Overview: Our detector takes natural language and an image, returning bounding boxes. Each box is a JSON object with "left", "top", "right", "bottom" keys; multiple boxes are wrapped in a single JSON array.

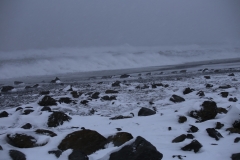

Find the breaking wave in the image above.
[{"left": 0, "top": 45, "right": 240, "bottom": 79}]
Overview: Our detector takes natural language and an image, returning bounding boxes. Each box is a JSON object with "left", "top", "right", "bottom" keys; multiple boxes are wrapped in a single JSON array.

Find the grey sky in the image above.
[{"left": 0, "top": 0, "right": 240, "bottom": 51}]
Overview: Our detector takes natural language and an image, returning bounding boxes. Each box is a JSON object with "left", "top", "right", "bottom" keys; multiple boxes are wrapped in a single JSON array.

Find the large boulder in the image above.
[
  {"left": 109, "top": 136, "right": 163, "bottom": 160},
  {"left": 58, "top": 129, "right": 107, "bottom": 155},
  {"left": 169, "top": 95, "right": 185, "bottom": 103},
  {"left": 189, "top": 101, "right": 218, "bottom": 122},
  {"left": 9, "top": 150, "right": 26, "bottom": 160},
  {"left": 138, "top": 107, "right": 156, "bottom": 116},
  {"left": 38, "top": 96, "right": 57, "bottom": 106},
  {"left": 47, "top": 111, "right": 71, "bottom": 127},
  {"left": 107, "top": 132, "right": 133, "bottom": 147},
  {"left": 231, "top": 153, "right": 240, "bottom": 160}
]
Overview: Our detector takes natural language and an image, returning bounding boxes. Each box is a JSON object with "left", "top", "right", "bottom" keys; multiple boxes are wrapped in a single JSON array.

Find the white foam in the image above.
[{"left": 0, "top": 45, "right": 239, "bottom": 79}]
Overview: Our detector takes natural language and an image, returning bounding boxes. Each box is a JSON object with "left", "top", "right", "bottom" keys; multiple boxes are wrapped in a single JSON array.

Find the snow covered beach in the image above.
[{"left": 0, "top": 58, "right": 240, "bottom": 160}]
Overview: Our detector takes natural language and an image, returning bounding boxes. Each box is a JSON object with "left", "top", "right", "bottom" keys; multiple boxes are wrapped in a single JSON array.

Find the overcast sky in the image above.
[{"left": 0, "top": 0, "right": 240, "bottom": 51}]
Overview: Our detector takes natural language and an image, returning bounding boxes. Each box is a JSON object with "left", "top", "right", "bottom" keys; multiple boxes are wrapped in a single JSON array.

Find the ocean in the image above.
[{"left": 0, "top": 45, "right": 240, "bottom": 80}]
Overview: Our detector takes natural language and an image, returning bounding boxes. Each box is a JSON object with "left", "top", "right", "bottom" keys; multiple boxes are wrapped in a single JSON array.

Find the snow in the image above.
[{"left": 0, "top": 64, "right": 240, "bottom": 160}]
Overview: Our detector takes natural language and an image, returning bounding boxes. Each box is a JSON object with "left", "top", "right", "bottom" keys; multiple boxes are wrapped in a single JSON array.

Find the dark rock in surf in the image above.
[
  {"left": 204, "top": 76, "right": 210, "bottom": 79},
  {"left": 0, "top": 111, "right": 9, "bottom": 118},
  {"left": 91, "top": 92, "right": 100, "bottom": 99},
  {"left": 22, "top": 109, "right": 34, "bottom": 115},
  {"left": 181, "top": 140, "right": 202, "bottom": 153},
  {"left": 9, "top": 150, "right": 26, "bottom": 160},
  {"left": 1, "top": 86, "right": 14, "bottom": 92},
  {"left": 69, "top": 149, "right": 89, "bottom": 160},
  {"left": 138, "top": 107, "right": 156, "bottom": 116},
  {"left": 183, "top": 87, "right": 194, "bottom": 95},
  {"left": 47, "top": 111, "right": 71, "bottom": 127},
  {"left": 38, "top": 96, "right": 57, "bottom": 106},
  {"left": 58, "top": 129, "right": 107, "bottom": 155},
  {"left": 206, "top": 128, "right": 223, "bottom": 141},
  {"left": 196, "top": 91, "right": 205, "bottom": 97},
  {"left": 14, "top": 81, "right": 24, "bottom": 85},
  {"left": 110, "top": 115, "right": 132, "bottom": 120},
  {"left": 109, "top": 136, "right": 163, "bottom": 160},
  {"left": 101, "top": 95, "right": 116, "bottom": 101},
  {"left": 71, "top": 91, "right": 81, "bottom": 98},
  {"left": 59, "top": 97, "right": 73, "bottom": 104},
  {"left": 50, "top": 77, "right": 60, "bottom": 83},
  {"left": 112, "top": 81, "right": 121, "bottom": 87},
  {"left": 228, "top": 73, "right": 235, "bottom": 76},
  {"left": 105, "top": 90, "right": 119, "bottom": 94},
  {"left": 219, "top": 85, "right": 231, "bottom": 89},
  {"left": 120, "top": 74, "right": 130, "bottom": 78},
  {"left": 206, "top": 84, "right": 213, "bottom": 88},
  {"left": 170, "top": 95, "right": 185, "bottom": 103},
  {"left": 41, "top": 106, "right": 52, "bottom": 112},
  {"left": 229, "top": 97, "right": 238, "bottom": 102},
  {"left": 107, "top": 132, "right": 133, "bottom": 147},
  {"left": 16, "top": 107, "right": 23, "bottom": 111},
  {"left": 220, "top": 92, "right": 228, "bottom": 98},
  {"left": 80, "top": 100, "right": 89, "bottom": 105},
  {"left": 40, "top": 91, "right": 50, "bottom": 95}
]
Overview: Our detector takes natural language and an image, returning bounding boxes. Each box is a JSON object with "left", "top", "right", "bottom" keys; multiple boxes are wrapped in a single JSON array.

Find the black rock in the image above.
[
  {"left": 217, "top": 107, "right": 228, "bottom": 114},
  {"left": 110, "top": 115, "right": 132, "bottom": 120},
  {"left": 14, "top": 81, "right": 24, "bottom": 85},
  {"left": 183, "top": 87, "right": 194, "bottom": 95},
  {"left": 71, "top": 91, "right": 81, "bottom": 98},
  {"left": 204, "top": 76, "right": 210, "bottom": 79},
  {"left": 9, "top": 150, "right": 26, "bottom": 160},
  {"left": 38, "top": 96, "right": 57, "bottom": 106},
  {"left": 170, "top": 95, "right": 185, "bottom": 103},
  {"left": 178, "top": 116, "right": 187, "bottom": 123},
  {"left": 120, "top": 74, "right": 130, "bottom": 78},
  {"left": 69, "top": 149, "right": 89, "bottom": 160},
  {"left": 219, "top": 85, "right": 231, "bottom": 89},
  {"left": 21, "top": 123, "right": 32, "bottom": 129},
  {"left": 188, "top": 125, "right": 199, "bottom": 133},
  {"left": 229, "top": 97, "right": 238, "bottom": 102},
  {"left": 231, "top": 153, "right": 240, "bottom": 160},
  {"left": 15, "top": 107, "right": 23, "bottom": 111},
  {"left": 47, "top": 111, "right": 72, "bottom": 127},
  {"left": 107, "top": 132, "right": 133, "bottom": 147},
  {"left": 112, "top": 81, "right": 121, "bottom": 87},
  {"left": 215, "top": 122, "right": 224, "bottom": 129},
  {"left": 48, "top": 150, "right": 62, "bottom": 158},
  {"left": 206, "top": 84, "right": 213, "bottom": 88},
  {"left": 80, "top": 100, "right": 89, "bottom": 105},
  {"left": 0, "top": 145, "right": 3, "bottom": 150},
  {"left": 40, "top": 91, "right": 50, "bottom": 95},
  {"left": 233, "top": 120, "right": 240, "bottom": 129},
  {"left": 109, "top": 136, "right": 163, "bottom": 160},
  {"left": 0, "top": 111, "right": 9, "bottom": 118},
  {"left": 172, "top": 134, "right": 186, "bottom": 143},
  {"left": 7, "top": 133, "right": 38, "bottom": 148},
  {"left": 59, "top": 97, "right": 73, "bottom": 104},
  {"left": 206, "top": 128, "right": 223, "bottom": 141},
  {"left": 1, "top": 86, "right": 14, "bottom": 92},
  {"left": 50, "top": 77, "right": 60, "bottom": 83},
  {"left": 180, "top": 70, "right": 187, "bottom": 73},
  {"left": 181, "top": 140, "right": 202, "bottom": 153},
  {"left": 105, "top": 90, "right": 119, "bottom": 94},
  {"left": 91, "top": 92, "right": 100, "bottom": 99},
  {"left": 101, "top": 95, "right": 116, "bottom": 101},
  {"left": 234, "top": 137, "right": 240, "bottom": 143},
  {"left": 186, "top": 134, "right": 194, "bottom": 139},
  {"left": 228, "top": 73, "right": 235, "bottom": 76},
  {"left": 35, "top": 129, "right": 57, "bottom": 137},
  {"left": 22, "top": 109, "right": 34, "bottom": 115},
  {"left": 196, "top": 91, "right": 205, "bottom": 97},
  {"left": 220, "top": 92, "right": 229, "bottom": 98},
  {"left": 138, "top": 107, "right": 156, "bottom": 116},
  {"left": 41, "top": 106, "right": 52, "bottom": 112}
]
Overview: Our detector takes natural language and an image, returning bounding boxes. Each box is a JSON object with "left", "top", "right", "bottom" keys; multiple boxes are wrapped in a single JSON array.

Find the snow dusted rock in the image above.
[
  {"left": 206, "top": 128, "right": 223, "bottom": 141},
  {"left": 35, "top": 129, "right": 57, "bottom": 137},
  {"left": 22, "top": 109, "right": 34, "bottom": 115},
  {"left": 215, "top": 122, "right": 224, "bottom": 129},
  {"left": 51, "top": 77, "right": 61, "bottom": 83},
  {"left": 58, "top": 129, "right": 107, "bottom": 155},
  {"left": 217, "top": 107, "right": 228, "bottom": 114},
  {"left": 7, "top": 133, "right": 46, "bottom": 148},
  {"left": 71, "top": 91, "right": 82, "bottom": 98},
  {"left": 69, "top": 149, "right": 89, "bottom": 160},
  {"left": 229, "top": 97, "right": 238, "bottom": 102},
  {"left": 59, "top": 97, "right": 73, "bottom": 104},
  {"left": 41, "top": 106, "right": 52, "bottom": 112},
  {"left": 120, "top": 74, "right": 130, "bottom": 78},
  {"left": 183, "top": 87, "right": 194, "bottom": 95},
  {"left": 9, "top": 150, "right": 26, "bottom": 160},
  {"left": 206, "top": 84, "right": 213, "bottom": 88},
  {"left": 0, "top": 111, "right": 9, "bottom": 118},
  {"left": 107, "top": 132, "right": 133, "bottom": 147},
  {"left": 219, "top": 84, "right": 231, "bottom": 89},
  {"left": 220, "top": 92, "right": 229, "bottom": 98},
  {"left": 112, "top": 81, "right": 121, "bottom": 87},
  {"left": 178, "top": 116, "right": 187, "bottom": 123},
  {"left": 15, "top": 107, "right": 23, "bottom": 111},
  {"left": 48, "top": 150, "right": 62, "bottom": 158},
  {"left": 172, "top": 134, "right": 186, "bottom": 143},
  {"left": 228, "top": 73, "right": 235, "bottom": 76},
  {"left": 101, "top": 95, "right": 117, "bottom": 101},
  {"left": 189, "top": 101, "right": 218, "bottom": 122},
  {"left": 204, "top": 76, "right": 210, "bottom": 79},
  {"left": 138, "top": 107, "right": 156, "bottom": 116},
  {"left": 231, "top": 153, "right": 240, "bottom": 160},
  {"left": 110, "top": 115, "right": 132, "bottom": 120},
  {"left": 196, "top": 91, "right": 205, "bottom": 97},
  {"left": 105, "top": 90, "right": 119, "bottom": 94},
  {"left": 38, "top": 96, "right": 57, "bottom": 106},
  {"left": 21, "top": 123, "right": 32, "bottom": 129},
  {"left": 80, "top": 100, "right": 89, "bottom": 105},
  {"left": 1, "top": 86, "right": 14, "bottom": 92},
  {"left": 47, "top": 111, "right": 71, "bottom": 127},
  {"left": 91, "top": 92, "right": 100, "bottom": 99},
  {"left": 169, "top": 95, "right": 185, "bottom": 103},
  {"left": 109, "top": 136, "right": 163, "bottom": 160},
  {"left": 188, "top": 125, "right": 199, "bottom": 133},
  {"left": 181, "top": 140, "right": 202, "bottom": 153}
]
